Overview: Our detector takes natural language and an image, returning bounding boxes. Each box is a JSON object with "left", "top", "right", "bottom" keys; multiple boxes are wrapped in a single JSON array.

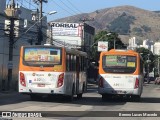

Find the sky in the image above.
[{"left": 13, "top": 0, "right": 160, "bottom": 22}]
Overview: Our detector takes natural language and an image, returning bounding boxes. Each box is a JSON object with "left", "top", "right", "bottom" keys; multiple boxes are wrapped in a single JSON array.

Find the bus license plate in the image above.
[{"left": 37, "top": 84, "right": 45, "bottom": 87}]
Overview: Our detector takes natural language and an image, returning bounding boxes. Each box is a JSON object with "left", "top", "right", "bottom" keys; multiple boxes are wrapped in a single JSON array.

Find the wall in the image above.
[
  {"left": 0, "top": 5, "right": 48, "bottom": 91},
  {"left": 0, "top": 0, "right": 6, "bottom": 13}
]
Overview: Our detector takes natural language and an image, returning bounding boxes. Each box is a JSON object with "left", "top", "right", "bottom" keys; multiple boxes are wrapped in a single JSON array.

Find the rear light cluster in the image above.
[
  {"left": 134, "top": 78, "right": 139, "bottom": 89},
  {"left": 99, "top": 77, "right": 104, "bottom": 88},
  {"left": 20, "top": 72, "right": 26, "bottom": 87},
  {"left": 57, "top": 73, "right": 64, "bottom": 88}
]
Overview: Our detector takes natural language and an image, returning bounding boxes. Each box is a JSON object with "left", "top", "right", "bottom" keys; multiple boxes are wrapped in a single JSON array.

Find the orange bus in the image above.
[
  {"left": 19, "top": 45, "right": 87, "bottom": 101},
  {"left": 98, "top": 49, "right": 144, "bottom": 101}
]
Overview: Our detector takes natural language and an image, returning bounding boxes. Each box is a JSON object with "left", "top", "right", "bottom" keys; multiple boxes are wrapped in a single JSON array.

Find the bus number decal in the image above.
[{"left": 127, "top": 62, "right": 135, "bottom": 67}]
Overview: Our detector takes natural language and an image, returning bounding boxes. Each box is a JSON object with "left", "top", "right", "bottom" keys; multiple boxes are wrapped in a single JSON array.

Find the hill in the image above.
[{"left": 52, "top": 5, "right": 160, "bottom": 44}]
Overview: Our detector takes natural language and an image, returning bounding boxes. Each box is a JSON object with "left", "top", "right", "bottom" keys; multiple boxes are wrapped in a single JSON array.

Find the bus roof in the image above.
[
  {"left": 100, "top": 49, "right": 140, "bottom": 56},
  {"left": 21, "top": 45, "right": 88, "bottom": 57}
]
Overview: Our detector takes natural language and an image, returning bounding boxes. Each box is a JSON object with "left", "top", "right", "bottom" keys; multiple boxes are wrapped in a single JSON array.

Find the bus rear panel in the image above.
[
  {"left": 98, "top": 49, "right": 143, "bottom": 100},
  {"left": 19, "top": 46, "right": 69, "bottom": 95}
]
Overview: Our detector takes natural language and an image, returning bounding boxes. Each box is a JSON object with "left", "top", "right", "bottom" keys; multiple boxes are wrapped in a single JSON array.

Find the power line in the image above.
[
  {"left": 59, "top": 0, "right": 79, "bottom": 15},
  {"left": 66, "top": 0, "right": 83, "bottom": 14},
  {"left": 23, "top": 0, "right": 37, "bottom": 9},
  {"left": 50, "top": 0, "right": 74, "bottom": 17},
  {"left": 50, "top": 0, "right": 88, "bottom": 21},
  {"left": 16, "top": 0, "right": 37, "bottom": 9}
]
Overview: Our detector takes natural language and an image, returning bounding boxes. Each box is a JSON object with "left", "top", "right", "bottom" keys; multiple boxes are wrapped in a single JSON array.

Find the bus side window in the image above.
[
  {"left": 76, "top": 56, "right": 80, "bottom": 72},
  {"left": 66, "top": 54, "right": 70, "bottom": 71},
  {"left": 66, "top": 54, "right": 73, "bottom": 71},
  {"left": 79, "top": 56, "right": 81, "bottom": 72},
  {"left": 81, "top": 57, "right": 84, "bottom": 71},
  {"left": 69, "top": 54, "right": 72, "bottom": 71},
  {"left": 73, "top": 55, "right": 76, "bottom": 71}
]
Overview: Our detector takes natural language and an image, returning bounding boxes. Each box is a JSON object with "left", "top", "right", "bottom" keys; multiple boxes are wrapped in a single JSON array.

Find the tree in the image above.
[
  {"left": 135, "top": 47, "right": 155, "bottom": 73},
  {"left": 90, "top": 30, "right": 126, "bottom": 62}
]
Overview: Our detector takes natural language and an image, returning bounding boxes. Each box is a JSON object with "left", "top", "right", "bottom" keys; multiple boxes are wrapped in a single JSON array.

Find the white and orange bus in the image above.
[
  {"left": 98, "top": 49, "right": 144, "bottom": 101},
  {"left": 19, "top": 45, "right": 87, "bottom": 101}
]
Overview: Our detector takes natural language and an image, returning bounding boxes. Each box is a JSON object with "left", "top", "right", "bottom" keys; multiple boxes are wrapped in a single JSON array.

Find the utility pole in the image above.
[
  {"left": 50, "top": 25, "right": 53, "bottom": 45},
  {"left": 5, "top": 0, "right": 20, "bottom": 90},
  {"left": 158, "top": 57, "right": 160, "bottom": 76},
  {"left": 79, "top": 17, "right": 94, "bottom": 52},
  {"left": 33, "top": 0, "right": 48, "bottom": 45}
]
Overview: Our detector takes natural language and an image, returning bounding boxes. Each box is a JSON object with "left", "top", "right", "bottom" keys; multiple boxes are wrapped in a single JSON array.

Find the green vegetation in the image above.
[
  {"left": 132, "top": 25, "right": 151, "bottom": 37},
  {"left": 132, "top": 27, "right": 143, "bottom": 37},
  {"left": 141, "top": 25, "right": 151, "bottom": 32},
  {"left": 90, "top": 30, "right": 126, "bottom": 62},
  {"left": 135, "top": 47, "right": 155, "bottom": 73},
  {"left": 107, "top": 12, "right": 135, "bottom": 35}
]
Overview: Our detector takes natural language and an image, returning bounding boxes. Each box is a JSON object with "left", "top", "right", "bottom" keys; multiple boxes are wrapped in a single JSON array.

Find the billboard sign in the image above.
[
  {"left": 50, "top": 22, "right": 82, "bottom": 37},
  {"left": 98, "top": 41, "right": 108, "bottom": 51}
]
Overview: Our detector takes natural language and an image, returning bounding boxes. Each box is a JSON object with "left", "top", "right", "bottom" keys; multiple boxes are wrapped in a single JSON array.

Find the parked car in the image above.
[
  {"left": 155, "top": 77, "right": 160, "bottom": 85},
  {"left": 144, "top": 76, "right": 155, "bottom": 84},
  {"left": 149, "top": 77, "right": 155, "bottom": 81}
]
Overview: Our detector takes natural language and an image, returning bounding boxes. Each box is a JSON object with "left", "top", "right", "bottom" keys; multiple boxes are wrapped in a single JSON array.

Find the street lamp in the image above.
[{"left": 25, "top": 11, "right": 57, "bottom": 34}]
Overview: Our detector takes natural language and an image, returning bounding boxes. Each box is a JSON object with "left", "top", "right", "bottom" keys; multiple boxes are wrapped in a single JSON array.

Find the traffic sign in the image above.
[{"left": 24, "top": 19, "right": 27, "bottom": 28}]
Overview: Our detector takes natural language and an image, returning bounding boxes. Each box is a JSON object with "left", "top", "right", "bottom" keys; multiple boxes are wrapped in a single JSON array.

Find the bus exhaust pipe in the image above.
[{"left": 51, "top": 90, "right": 54, "bottom": 94}]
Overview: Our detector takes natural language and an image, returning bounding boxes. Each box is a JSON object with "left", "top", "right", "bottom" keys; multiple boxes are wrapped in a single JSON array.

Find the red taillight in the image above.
[
  {"left": 134, "top": 78, "right": 139, "bottom": 89},
  {"left": 20, "top": 72, "right": 26, "bottom": 87},
  {"left": 99, "top": 77, "right": 104, "bottom": 88},
  {"left": 57, "top": 73, "right": 64, "bottom": 88}
]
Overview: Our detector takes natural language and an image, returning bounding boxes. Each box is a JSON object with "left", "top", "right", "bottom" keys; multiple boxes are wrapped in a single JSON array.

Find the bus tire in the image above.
[
  {"left": 77, "top": 83, "right": 85, "bottom": 99},
  {"left": 102, "top": 94, "right": 112, "bottom": 101},
  {"left": 77, "top": 93, "right": 82, "bottom": 99},
  {"left": 102, "top": 94, "right": 106, "bottom": 101},
  {"left": 66, "top": 86, "right": 74, "bottom": 102}
]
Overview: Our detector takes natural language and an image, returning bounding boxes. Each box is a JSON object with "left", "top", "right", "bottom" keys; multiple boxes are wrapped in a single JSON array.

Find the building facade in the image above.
[
  {"left": 128, "top": 37, "right": 137, "bottom": 50},
  {"left": 0, "top": 0, "right": 47, "bottom": 91},
  {"left": 48, "top": 22, "right": 95, "bottom": 53},
  {"left": 153, "top": 42, "right": 160, "bottom": 55}
]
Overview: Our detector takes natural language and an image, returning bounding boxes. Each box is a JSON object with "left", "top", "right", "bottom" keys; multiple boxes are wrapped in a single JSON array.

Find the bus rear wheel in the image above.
[
  {"left": 66, "top": 86, "right": 74, "bottom": 102},
  {"left": 77, "top": 93, "right": 82, "bottom": 99},
  {"left": 102, "top": 94, "right": 112, "bottom": 101},
  {"left": 77, "top": 84, "right": 85, "bottom": 99}
]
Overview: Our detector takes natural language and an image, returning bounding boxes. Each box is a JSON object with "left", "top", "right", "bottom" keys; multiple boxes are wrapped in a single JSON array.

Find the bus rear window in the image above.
[
  {"left": 102, "top": 55, "right": 136, "bottom": 73},
  {"left": 23, "top": 47, "right": 62, "bottom": 66}
]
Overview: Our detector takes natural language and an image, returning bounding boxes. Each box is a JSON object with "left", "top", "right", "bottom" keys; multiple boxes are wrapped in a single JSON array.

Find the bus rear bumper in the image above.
[
  {"left": 19, "top": 87, "right": 67, "bottom": 95},
  {"left": 98, "top": 88, "right": 140, "bottom": 95}
]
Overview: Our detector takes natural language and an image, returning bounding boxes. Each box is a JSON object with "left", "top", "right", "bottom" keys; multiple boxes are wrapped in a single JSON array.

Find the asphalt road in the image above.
[{"left": 0, "top": 82, "right": 160, "bottom": 120}]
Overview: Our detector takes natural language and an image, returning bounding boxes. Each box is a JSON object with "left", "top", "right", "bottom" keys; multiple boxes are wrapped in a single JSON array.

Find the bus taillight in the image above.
[
  {"left": 99, "top": 77, "right": 104, "bottom": 88},
  {"left": 134, "top": 78, "right": 139, "bottom": 89},
  {"left": 57, "top": 73, "right": 64, "bottom": 88},
  {"left": 20, "top": 72, "right": 26, "bottom": 87}
]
